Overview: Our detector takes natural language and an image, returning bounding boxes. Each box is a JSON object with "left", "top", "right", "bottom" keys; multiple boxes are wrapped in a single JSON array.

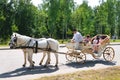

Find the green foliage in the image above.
[
  {"left": 11, "top": 24, "right": 18, "bottom": 32},
  {"left": 94, "top": 2, "right": 109, "bottom": 35},
  {"left": 71, "top": 1, "right": 94, "bottom": 36},
  {"left": 0, "top": 0, "right": 14, "bottom": 38},
  {"left": 14, "top": 1, "right": 38, "bottom": 36},
  {"left": 0, "top": 0, "right": 120, "bottom": 43}
]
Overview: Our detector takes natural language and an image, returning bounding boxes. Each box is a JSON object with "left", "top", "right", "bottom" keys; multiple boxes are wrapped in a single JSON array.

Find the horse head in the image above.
[
  {"left": 9, "top": 33, "right": 30, "bottom": 49},
  {"left": 9, "top": 33, "right": 18, "bottom": 49}
]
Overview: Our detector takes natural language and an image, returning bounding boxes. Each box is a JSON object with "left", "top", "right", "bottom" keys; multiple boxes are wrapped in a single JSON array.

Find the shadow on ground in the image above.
[
  {"left": 0, "top": 65, "right": 59, "bottom": 78},
  {"left": 0, "top": 60, "right": 116, "bottom": 79},
  {"left": 65, "top": 59, "right": 116, "bottom": 68}
]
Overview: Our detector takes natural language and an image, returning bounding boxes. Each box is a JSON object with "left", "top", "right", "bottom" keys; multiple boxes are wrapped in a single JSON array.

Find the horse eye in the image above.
[{"left": 14, "top": 37, "right": 17, "bottom": 42}]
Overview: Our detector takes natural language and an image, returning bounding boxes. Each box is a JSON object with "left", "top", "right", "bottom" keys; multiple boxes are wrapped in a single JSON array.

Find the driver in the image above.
[{"left": 71, "top": 28, "right": 83, "bottom": 50}]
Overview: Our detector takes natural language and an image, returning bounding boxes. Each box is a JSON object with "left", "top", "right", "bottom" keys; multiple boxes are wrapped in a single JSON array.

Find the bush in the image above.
[{"left": 0, "top": 38, "right": 9, "bottom": 45}]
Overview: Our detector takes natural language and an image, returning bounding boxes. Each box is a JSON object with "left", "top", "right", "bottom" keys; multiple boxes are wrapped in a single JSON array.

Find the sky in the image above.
[{"left": 31, "top": 0, "right": 101, "bottom": 8}]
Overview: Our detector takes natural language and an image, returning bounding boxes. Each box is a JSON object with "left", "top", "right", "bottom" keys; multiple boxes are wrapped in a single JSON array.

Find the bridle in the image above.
[
  {"left": 10, "top": 35, "right": 32, "bottom": 48},
  {"left": 9, "top": 34, "right": 52, "bottom": 53}
]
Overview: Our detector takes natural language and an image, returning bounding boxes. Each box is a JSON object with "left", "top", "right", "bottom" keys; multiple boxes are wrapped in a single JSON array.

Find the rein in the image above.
[{"left": 15, "top": 46, "right": 54, "bottom": 52}]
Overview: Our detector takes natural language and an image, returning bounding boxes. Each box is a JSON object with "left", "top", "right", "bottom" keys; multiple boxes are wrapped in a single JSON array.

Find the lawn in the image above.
[
  {"left": 110, "top": 39, "right": 120, "bottom": 42},
  {"left": 33, "top": 66, "right": 120, "bottom": 80}
]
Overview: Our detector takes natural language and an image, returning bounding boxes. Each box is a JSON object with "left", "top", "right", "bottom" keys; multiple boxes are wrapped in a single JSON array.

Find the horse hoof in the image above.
[
  {"left": 32, "top": 65, "right": 34, "bottom": 67},
  {"left": 39, "top": 63, "right": 42, "bottom": 65},
  {"left": 22, "top": 64, "right": 26, "bottom": 67},
  {"left": 55, "top": 65, "right": 58, "bottom": 67},
  {"left": 48, "top": 62, "right": 50, "bottom": 64},
  {"left": 33, "top": 61, "right": 35, "bottom": 64},
  {"left": 27, "top": 65, "right": 34, "bottom": 69}
]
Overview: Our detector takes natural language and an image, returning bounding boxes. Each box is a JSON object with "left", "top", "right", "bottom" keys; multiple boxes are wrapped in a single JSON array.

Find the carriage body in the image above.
[{"left": 65, "top": 34, "right": 115, "bottom": 63}]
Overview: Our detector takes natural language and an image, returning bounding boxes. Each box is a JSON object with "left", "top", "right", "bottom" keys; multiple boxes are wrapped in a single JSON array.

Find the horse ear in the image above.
[{"left": 15, "top": 34, "right": 16, "bottom": 37}]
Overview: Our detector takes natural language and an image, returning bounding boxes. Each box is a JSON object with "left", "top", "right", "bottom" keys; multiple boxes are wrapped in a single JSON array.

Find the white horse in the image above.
[{"left": 9, "top": 33, "right": 59, "bottom": 68}]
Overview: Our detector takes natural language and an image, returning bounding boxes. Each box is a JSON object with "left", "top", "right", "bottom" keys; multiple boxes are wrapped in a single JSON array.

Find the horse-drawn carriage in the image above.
[
  {"left": 65, "top": 34, "right": 115, "bottom": 63},
  {"left": 8, "top": 33, "right": 115, "bottom": 68}
]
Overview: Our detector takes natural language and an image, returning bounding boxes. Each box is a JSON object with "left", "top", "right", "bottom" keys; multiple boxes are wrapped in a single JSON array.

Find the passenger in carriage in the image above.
[
  {"left": 71, "top": 28, "right": 83, "bottom": 50},
  {"left": 92, "top": 35, "right": 102, "bottom": 53},
  {"left": 84, "top": 35, "right": 91, "bottom": 45}
]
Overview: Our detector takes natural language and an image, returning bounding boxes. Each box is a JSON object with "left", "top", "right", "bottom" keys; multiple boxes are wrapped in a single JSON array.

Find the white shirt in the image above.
[
  {"left": 72, "top": 32, "right": 83, "bottom": 42},
  {"left": 93, "top": 39, "right": 98, "bottom": 44}
]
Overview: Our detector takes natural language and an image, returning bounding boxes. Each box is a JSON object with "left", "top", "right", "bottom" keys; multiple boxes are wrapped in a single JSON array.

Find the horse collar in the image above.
[{"left": 25, "top": 39, "right": 32, "bottom": 46}]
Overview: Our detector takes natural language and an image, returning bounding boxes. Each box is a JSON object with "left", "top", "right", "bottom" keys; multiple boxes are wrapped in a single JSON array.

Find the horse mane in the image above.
[
  {"left": 13, "top": 32, "right": 20, "bottom": 36},
  {"left": 13, "top": 32, "right": 31, "bottom": 39}
]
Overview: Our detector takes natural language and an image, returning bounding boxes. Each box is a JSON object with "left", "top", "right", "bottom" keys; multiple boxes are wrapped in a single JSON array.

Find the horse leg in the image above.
[
  {"left": 22, "top": 49, "right": 27, "bottom": 67},
  {"left": 44, "top": 51, "right": 50, "bottom": 67},
  {"left": 54, "top": 52, "right": 58, "bottom": 67},
  {"left": 27, "top": 51, "right": 34, "bottom": 68},
  {"left": 47, "top": 52, "right": 51, "bottom": 64},
  {"left": 39, "top": 51, "right": 46, "bottom": 65}
]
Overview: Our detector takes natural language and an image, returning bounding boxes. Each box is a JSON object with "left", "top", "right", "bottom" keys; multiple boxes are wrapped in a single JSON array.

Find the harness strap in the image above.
[
  {"left": 46, "top": 40, "right": 51, "bottom": 51},
  {"left": 17, "top": 39, "right": 53, "bottom": 53},
  {"left": 33, "top": 40, "right": 51, "bottom": 53},
  {"left": 25, "top": 39, "right": 32, "bottom": 46},
  {"left": 35, "top": 41, "right": 38, "bottom": 53}
]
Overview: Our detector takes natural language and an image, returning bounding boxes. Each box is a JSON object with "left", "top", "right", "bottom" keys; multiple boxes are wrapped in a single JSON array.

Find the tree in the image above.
[
  {"left": 59, "top": 0, "right": 74, "bottom": 39},
  {"left": 0, "top": 0, "right": 14, "bottom": 41},
  {"left": 94, "top": 2, "right": 109, "bottom": 35},
  {"left": 116, "top": 0, "right": 120, "bottom": 38},
  {"left": 42, "top": 0, "right": 60, "bottom": 38},
  {"left": 14, "top": 0, "right": 39, "bottom": 36},
  {"left": 33, "top": 10, "right": 48, "bottom": 37},
  {"left": 107, "top": 0, "right": 116, "bottom": 37},
  {"left": 71, "top": 0, "right": 94, "bottom": 36}
]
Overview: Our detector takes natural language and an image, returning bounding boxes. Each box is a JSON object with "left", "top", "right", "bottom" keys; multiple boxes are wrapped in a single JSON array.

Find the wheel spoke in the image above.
[
  {"left": 77, "top": 52, "right": 86, "bottom": 63},
  {"left": 66, "top": 53, "right": 75, "bottom": 61},
  {"left": 103, "top": 47, "right": 115, "bottom": 61}
]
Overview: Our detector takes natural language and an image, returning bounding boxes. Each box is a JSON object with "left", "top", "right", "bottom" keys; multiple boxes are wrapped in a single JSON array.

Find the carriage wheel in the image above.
[
  {"left": 76, "top": 52, "right": 86, "bottom": 63},
  {"left": 65, "top": 51, "right": 75, "bottom": 61},
  {"left": 103, "top": 47, "right": 115, "bottom": 61}
]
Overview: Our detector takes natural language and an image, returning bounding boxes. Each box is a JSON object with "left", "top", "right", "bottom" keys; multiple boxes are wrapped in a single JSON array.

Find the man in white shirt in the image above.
[{"left": 71, "top": 29, "right": 83, "bottom": 50}]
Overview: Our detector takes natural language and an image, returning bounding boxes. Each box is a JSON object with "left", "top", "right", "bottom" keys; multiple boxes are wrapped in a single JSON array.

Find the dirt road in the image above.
[{"left": 0, "top": 45, "right": 120, "bottom": 80}]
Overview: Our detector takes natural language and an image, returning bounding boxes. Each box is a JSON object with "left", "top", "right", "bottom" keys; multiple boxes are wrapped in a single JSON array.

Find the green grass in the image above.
[
  {"left": 58, "top": 39, "right": 71, "bottom": 44},
  {"left": 33, "top": 66, "right": 120, "bottom": 80},
  {"left": 110, "top": 39, "right": 120, "bottom": 42},
  {"left": 0, "top": 39, "right": 9, "bottom": 47},
  {"left": 0, "top": 44, "right": 9, "bottom": 47}
]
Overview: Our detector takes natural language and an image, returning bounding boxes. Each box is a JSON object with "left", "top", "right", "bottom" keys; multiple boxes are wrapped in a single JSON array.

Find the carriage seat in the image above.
[
  {"left": 98, "top": 35, "right": 110, "bottom": 49},
  {"left": 91, "top": 35, "right": 110, "bottom": 52}
]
